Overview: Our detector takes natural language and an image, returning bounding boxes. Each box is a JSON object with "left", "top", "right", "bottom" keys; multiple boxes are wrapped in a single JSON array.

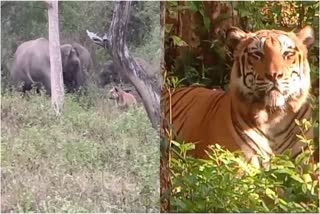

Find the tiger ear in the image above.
[
  {"left": 296, "top": 26, "right": 314, "bottom": 49},
  {"left": 226, "top": 27, "right": 247, "bottom": 51}
]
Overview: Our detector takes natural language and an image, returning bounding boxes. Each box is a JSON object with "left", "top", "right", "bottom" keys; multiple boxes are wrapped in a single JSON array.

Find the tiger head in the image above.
[
  {"left": 109, "top": 87, "right": 122, "bottom": 100},
  {"left": 226, "top": 26, "right": 314, "bottom": 116}
]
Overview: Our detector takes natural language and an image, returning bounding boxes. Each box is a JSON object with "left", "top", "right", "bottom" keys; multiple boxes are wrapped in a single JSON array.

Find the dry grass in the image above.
[{"left": 1, "top": 87, "right": 159, "bottom": 213}]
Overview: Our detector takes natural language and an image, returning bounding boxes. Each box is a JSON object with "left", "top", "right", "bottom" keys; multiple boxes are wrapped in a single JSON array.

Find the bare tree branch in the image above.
[
  {"left": 86, "top": 30, "right": 110, "bottom": 48},
  {"left": 87, "top": 1, "right": 160, "bottom": 130}
]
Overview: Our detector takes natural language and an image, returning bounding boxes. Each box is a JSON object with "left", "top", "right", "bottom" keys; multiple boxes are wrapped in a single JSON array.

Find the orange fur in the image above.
[
  {"left": 109, "top": 87, "right": 137, "bottom": 108},
  {"left": 162, "top": 26, "right": 315, "bottom": 167}
]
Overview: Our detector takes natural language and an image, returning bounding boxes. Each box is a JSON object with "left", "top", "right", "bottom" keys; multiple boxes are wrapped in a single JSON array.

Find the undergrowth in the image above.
[
  {"left": 169, "top": 136, "right": 319, "bottom": 212},
  {"left": 1, "top": 87, "right": 159, "bottom": 213}
]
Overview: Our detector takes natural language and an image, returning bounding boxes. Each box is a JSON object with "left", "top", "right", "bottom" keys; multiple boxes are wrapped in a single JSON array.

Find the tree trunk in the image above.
[
  {"left": 46, "top": 0, "right": 64, "bottom": 114},
  {"left": 87, "top": 1, "right": 160, "bottom": 131},
  {"left": 160, "top": 1, "right": 170, "bottom": 212},
  {"left": 108, "top": 1, "right": 160, "bottom": 130}
]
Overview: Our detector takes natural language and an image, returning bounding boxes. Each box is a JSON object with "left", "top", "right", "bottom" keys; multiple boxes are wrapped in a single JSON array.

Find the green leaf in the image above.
[
  {"left": 290, "top": 174, "right": 305, "bottom": 184},
  {"left": 171, "top": 140, "right": 181, "bottom": 148},
  {"left": 265, "top": 188, "right": 277, "bottom": 200},
  {"left": 187, "top": 1, "right": 201, "bottom": 12},
  {"left": 295, "top": 150, "right": 311, "bottom": 165},
  {"left": 171, "top": 35, "right": 188, "bottom": 47},
  {"left": 239, "top": 10, "right": 252, "bottom": 17},
  {"left": 295, "top": 119, "right": 301, "bottom": 126},
  {"left": 203, "top": 15, "right": 211, "bottom": 31},
  {"left": 165, "top": 24, "right": 173, "bottom": 33},
  {"left": 172, "top": 198, "right": 188, "bottom": 211}
]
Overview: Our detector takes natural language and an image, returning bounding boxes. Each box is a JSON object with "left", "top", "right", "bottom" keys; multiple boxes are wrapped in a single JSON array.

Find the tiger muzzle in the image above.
[{"left": 265, "top": 88, "right": 285, "bottom": 109}]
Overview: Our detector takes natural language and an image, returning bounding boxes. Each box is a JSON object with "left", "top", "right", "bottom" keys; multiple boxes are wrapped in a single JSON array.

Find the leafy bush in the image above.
[{"left": 170, "top": 142, "right": 319, "bottom": 212}]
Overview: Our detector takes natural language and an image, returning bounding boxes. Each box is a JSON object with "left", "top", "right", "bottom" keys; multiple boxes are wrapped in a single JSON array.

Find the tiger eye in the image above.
[
  {"left": 283, "top": 51, "right": 296, "bottom": 59},
  {"left": 248, "top": 52, "right": 264, "bottom": 61},
  {"left": 254, "top": 51, "right": 264, "bottom": 59}
]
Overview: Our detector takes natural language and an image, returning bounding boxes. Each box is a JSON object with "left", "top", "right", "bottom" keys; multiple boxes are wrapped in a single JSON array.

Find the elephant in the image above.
[
  {"left": 98, "top": 57, "right": 160, "bottom": 88},
  {"left": 71, "top": 42, "right": 92, "bottom": 85},
  {"left": 98, "top": 60, "right": 129, "bottom": 87},
  {"left": 10, "top": 38, "right": 92, "bottom": 95}
]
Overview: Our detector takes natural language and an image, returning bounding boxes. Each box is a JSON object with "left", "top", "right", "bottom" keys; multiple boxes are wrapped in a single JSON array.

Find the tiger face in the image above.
[
  {"left": 109, "top": 87, "right": 120, "bottom": 100},
  {"left": 109, "top": 86, "right": 137, "bottom": 108},
  {"left": 227, "top": 26, "right": 314, "bottom": 113}
]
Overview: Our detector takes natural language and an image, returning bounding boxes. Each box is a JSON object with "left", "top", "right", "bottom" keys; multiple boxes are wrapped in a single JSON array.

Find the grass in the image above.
[{"left": 1, "top": 86, "right": 159, "bottom": 213}]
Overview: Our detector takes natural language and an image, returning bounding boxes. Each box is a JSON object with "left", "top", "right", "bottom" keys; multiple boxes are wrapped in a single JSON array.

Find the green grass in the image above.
[{"left": 1, "top": 87, "right": 159, "bottom": 213}]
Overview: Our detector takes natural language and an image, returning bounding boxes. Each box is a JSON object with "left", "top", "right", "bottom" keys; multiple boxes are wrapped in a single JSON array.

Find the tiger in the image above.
[
  {"left": 109, "top": 86, "right": 137, "bottom": 108},
  {"left": 162, "top": 26, "right": 315, "bottom": 167}
]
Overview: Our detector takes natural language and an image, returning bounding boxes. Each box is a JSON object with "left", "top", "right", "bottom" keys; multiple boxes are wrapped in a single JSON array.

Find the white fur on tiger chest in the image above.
[{"left": 264, "top": 90, "right": 286, "bottom": 107}]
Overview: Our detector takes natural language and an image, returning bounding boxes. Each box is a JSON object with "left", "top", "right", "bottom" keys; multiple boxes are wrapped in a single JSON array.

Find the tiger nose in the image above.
[{"left": 265, "top": 72, "right": 283, "bottom": 81}]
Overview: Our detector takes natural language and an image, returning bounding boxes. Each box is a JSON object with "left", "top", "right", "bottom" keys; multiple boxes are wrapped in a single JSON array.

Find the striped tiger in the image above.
[
  {"left": 162, "top": 26, "right": 315, "bottom": 167},
  {"left": 109, "top": 86, "right": 137, "bottom": 108}
]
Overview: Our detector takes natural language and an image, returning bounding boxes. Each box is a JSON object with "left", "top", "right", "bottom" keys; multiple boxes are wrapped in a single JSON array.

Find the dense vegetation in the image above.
[
  {"left": 1, "top": 1, "right": 160, "bottom": 87},
  {"left": 165, "top": 1, "right": 319, "bottom": 89},
  {"left": 1, "top": 1, "right": 160, "bottom": 212},
  {"left": 163, "top": 1, "right": 319, "bottom": 212},
  {"left": 1, "top": 88, "right": 159, "bottom": 212}
]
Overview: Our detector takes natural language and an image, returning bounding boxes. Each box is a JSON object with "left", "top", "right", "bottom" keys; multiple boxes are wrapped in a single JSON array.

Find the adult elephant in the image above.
[
  {"left": 98, "top": 57, "right": 157, "bottom": 87},
  {"left": 10, "top": 38, "right": 91, "bottom": 95},
  {"left": 71, "top": 42, "right": 93, "bottom": 86}
]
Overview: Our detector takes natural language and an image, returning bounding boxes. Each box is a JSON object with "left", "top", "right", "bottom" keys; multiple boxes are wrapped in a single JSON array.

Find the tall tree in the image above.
[
  {"left": 45, "top": 0, "right": 64, "bottom": 114},
  {"left": 160, "top": 1, "right": 170, "bottom": 212},
  {"left": 87, "top": 1, "right": 160, "bottom": 130}
]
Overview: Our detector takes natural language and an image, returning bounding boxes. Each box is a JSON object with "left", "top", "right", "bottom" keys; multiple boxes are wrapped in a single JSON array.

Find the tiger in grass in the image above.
[
  {"left": 162, "top": 26, "right": 315, "bottom": 167},
  {"left": 109, "top": 86, "right": 137, "bottom": 108}
]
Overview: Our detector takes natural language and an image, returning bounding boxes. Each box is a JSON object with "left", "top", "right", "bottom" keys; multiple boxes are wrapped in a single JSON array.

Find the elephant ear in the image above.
[
  {"left": 72, "top": 46, "right": 80, "bottom": 57},
  {"left": 61, "top": 45, "right": 71, "bottom": 57},
  {"left": 61, "top": 45, "right": 72, "bottom": 71}
]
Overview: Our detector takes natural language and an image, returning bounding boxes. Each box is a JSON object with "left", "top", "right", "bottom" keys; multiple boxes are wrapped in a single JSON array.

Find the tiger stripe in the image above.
[{"left": 162, "top": 26, "right": 315, "bottom": 167}]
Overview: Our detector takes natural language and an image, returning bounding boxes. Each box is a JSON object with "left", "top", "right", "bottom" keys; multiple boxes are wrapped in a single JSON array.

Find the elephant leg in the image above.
[
  {"left": 74, "top": 72, "right": 82, "bottom": 91},
  {"left": 21, "top": 82, "right": 32, "bottom": 92},
  {"left": 17, "top": 69, "right": 33, "bottom": 92},
  {"left": 42, "top": 74, "right": 51, "bottom": 95}
]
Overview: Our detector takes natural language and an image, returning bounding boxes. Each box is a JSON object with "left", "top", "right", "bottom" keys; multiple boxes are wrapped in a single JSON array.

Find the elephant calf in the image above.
[{"left": 10, "top": 38, "right": 92, "bottom": 95}]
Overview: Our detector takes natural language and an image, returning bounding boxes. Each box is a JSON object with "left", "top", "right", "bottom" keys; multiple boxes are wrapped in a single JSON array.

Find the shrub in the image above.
[
  {"left": 170, "top": 140, "right": 319, "bottom": 212},
  {"left": 1, "top": 88, "right": 159, "bottom": 212}
]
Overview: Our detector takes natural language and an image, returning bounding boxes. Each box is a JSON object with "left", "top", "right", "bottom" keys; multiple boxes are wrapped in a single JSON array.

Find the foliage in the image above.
[
  {"left": 236, "top": 1, "right": 319, "bottom": 31},
  {"left": 1, "top": 1, "right": 160, "bottom": 84},
  {"left": 165, "top": 1, "right": 233, "bottom": 88},
  {"left": 129, "top": 1, "right": 160, "bottom": 47},
  {"left": 170, "top": 141, "right": 319, "bottom": 212},
  {"left": 165, "top": 1, "right": 319, "bottom": 89},
  {"left": 132, "top": 24, "right": 160, "bottom": 66},
  {"left": 1, "top": 1, "right": 160, "bottom": 212},
  {"left": 1, "top": 87, "right": 159, "bottom": 212}
]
